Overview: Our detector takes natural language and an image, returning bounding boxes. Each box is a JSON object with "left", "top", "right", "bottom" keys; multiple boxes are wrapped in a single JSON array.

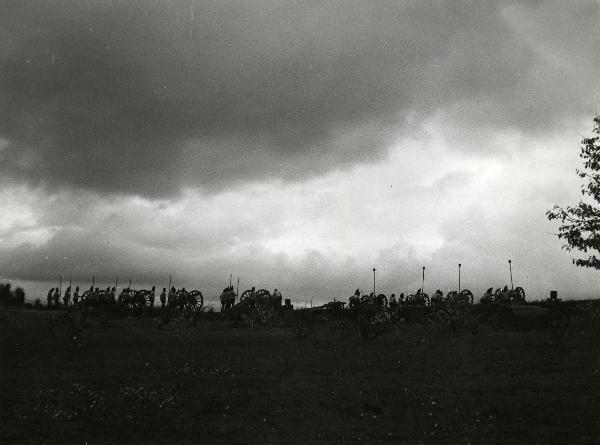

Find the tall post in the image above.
[
  {"left": 115, "top": 275, "right": 119, "bottom": 291},
  {"left": 59, "top": 275, "right": 62, "bottom": 296},
  {"left": 129, "top": 275, "right": 132, "bottom": 289},
  {"left": 458, "top": 263, "right": 461, "bottom": 293},
  {"left": 169, "top": 275, "right": 172, "bottom": 292},
  {"left": 373, "top": 268, "right": 376, "bottom": 297},
  {"left": 229, "top": 274, "right": 232, "bottom": 288},
  {"left": 508, "top": 259, "right": 513, "bottom": 290},
  {"left": 92, "top": 275, "right": 95, "bottom": 288},
  {"left": 236, "top": 277, "right": 239, "bottom": 297},
  {"left": 422, "top": 266, "right": 425, "bottom": 294}
]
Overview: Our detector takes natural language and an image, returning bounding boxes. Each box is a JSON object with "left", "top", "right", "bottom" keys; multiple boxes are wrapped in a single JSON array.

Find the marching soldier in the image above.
[
  {"left": 73, "top": 286, "right": 80, "bottom": 305},
  {"left": 63, "top": 286, "right": 71, "bottom": 308},
  {"left": 159, "top": 287, "right": 167, "bottom": 308},
  {"left": 389, "top": 293, "right": 397, "bottom": 307},
  {"left": 53, "top": 288, "right": 60, "bottom": 307},
  {"left": 272, "top": 288, "right": 282, "bottom": 306},
  {"left": 149, "top": 286, "right": 156, "bottom": 308},
  {"left": 47, "top": 288, "right": 54, "bottom": 309},
  {"left": 168, "top": 286, "right": 177, "bottom": 307}
]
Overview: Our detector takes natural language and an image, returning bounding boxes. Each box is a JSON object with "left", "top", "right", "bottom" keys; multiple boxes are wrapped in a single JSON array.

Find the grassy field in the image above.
[{"left": 1, "top": 306, "right": 600, "bottom": 444}]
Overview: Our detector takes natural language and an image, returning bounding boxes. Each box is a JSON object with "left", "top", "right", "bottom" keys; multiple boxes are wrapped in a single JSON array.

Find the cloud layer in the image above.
[{"left": 1, "top": 0, "right": 598, "bottom": 196}]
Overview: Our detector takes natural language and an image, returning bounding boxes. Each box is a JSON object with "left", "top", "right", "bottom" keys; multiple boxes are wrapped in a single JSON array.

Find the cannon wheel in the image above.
[
  {"left": 255, "top": 289, "right": 271, "bottom": 301},
  {"left": 81, "top": 290, "right": 92, "bottom": 302},
  {"left": 461, "top": 289, "right": 474, "bottom": 304},
  {"left": 125, "top": 291, "right": 144, "bottom": 310},
  {"left": 188, "top": 290, "right": 204, "bottom": 309},
  {"left": 376, "top": 294, "right": 388, "bottom": 306},
  {"left": 136, "top": 290, "right": 151, "bottom": 306},
  {"left": 240, "top": 289, "right": 254, "bottom": 301},
  {"left": 359, "top": 295, "right": 371, "bottom": 304},
  {"left": 514, "top": 287, "right": 526, "bottom": 302}
]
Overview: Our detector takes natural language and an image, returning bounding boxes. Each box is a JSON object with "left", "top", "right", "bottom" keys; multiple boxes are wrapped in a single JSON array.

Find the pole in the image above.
[
  {"left": 236, "top": 277, "right": 239, "bottom": 296},
  {"left": 422, "top": 266, "right": 425, "bottom": 294},
  {"left": 115, "top": 275, "right": 119, "bottom": 291},
  {"left": 508, "top": 259, "right": 513, "bottom": 290},
  {"left": 169, "top": 275, "right": 172, "bottom": 291},
  {"left": 129, "top": 275, "right": 132, "bottom": 289},
  {"left": 59, "top": 275, "right": 62, "bottom": 296},
  {"left": 229, "top": 274, "right": 232, "bottom": 288},
  {"left": 373, "top": 268, "right": 376, "bottom": 297},
  {"left": 458, "top": 263, "right": 461, "bottom": 293},
  {"left": 92, "top": 275, "right": 95, "bottom": 288},
  {"left": 69, "top": 276, "right": 72, "bottom": 290}
]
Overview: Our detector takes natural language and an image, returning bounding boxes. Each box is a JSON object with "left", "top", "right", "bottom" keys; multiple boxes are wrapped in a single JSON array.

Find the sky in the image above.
[{"left": 1, "top": 0, "right": 600, "bottom": 304}]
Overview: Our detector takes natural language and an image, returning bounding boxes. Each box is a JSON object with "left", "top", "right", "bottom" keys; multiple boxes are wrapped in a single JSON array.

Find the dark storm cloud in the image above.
[{"left": 1, "top": 0, "right": 598, "bottom": 196}]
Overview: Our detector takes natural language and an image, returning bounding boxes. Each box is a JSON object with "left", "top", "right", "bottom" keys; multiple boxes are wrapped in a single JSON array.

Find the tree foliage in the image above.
[{"left": 547, "top": 116, "right": 600, "bottom": 269}]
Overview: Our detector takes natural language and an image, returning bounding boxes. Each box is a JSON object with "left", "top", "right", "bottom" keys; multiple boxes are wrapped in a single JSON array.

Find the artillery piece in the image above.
[
  {"left": 445, "top": 289, "right": 474, "bottom": 305},
  {"left": 404, "top": 289, "right": 430, "bottom": 306},
  {"left": 174, "top": 289, "right": 204, "bottom": 312},
  {"left": 360, "top": 293, "right": 388, "bottom": 306},
  {"left": 349, "top": 290, "right": 387, "bottom": 307},
  {"left": 494, "top": 285, "right": 526, "bottom": 304}
]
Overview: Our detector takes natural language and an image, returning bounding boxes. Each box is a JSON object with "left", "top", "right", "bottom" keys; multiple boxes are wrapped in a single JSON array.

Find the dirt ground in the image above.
[{"left": 1, "top": 306, "right": 599, "bottom": 444}]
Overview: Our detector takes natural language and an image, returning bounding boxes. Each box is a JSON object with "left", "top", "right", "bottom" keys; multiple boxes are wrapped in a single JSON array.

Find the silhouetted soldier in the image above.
[
  {"left": 389, "top": 293, "right": 397, "bottom": 307},
  {"left": 53, "top": 288, "right": 60, "bottom": 307},
  {"left": 47, "top": 288, "right": 54, "bottom": 309},
  {"left": 168, "top": 286, "right": 177, "bottom": 307},
  {"left": 272, "top": 288, "right": 282, "bottom": 306},
  {"left": 149, "top": 286, "right": 156, "bottom": 308},
  {"left": 63, "top": 286, "right": 71, "bottom": 308},
  {"left": 73, "top": 286, "right": 80, "bottom": 305},
  {"left": 159, "top": 288, "right": 167, "bottom": 308},
  {"left": 220, "top": 287, "right": 228, "bottom": 311}
]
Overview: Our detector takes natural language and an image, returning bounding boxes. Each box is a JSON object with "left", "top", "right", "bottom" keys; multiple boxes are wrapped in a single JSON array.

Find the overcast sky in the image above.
[{"left": 1, "top": 0, "right": 599, "bottom": 303}]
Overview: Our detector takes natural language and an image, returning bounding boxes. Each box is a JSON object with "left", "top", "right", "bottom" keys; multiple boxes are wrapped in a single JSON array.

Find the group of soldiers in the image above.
[
  {"left": 45, "top": 285, "right": 164, "bottom": 309},
  {"left": 349, "top": 288, "right": 430, "bottom": 308},
  {"left": 46, "top": 286, "right": 85, "bottom": 308},
  {"left": 349, "top": 289, "right": 406, "bottom": 308}
]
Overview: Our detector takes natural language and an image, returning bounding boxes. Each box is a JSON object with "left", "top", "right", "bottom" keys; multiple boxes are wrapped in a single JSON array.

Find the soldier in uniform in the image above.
[
  {"left": 168, "top": 286, "right": 177, "bottom": 307},
  {"left": 272, "top": 288, "right": 282, "bottom": 306},
  {"left": 53, "top": 288, "right": 60, "bottom": 307},
  {"left": 149, "top": 286, "right": 156, "bottom": 308},
  {"left": 159, "top": 287, "right": 167, "bottom": 308},
  {"left": 73, "top": 286, "right": 80, "bottom": 305},
  {"left": 63, "top": 286, "right": 71, "bottom": 308},
  {"left": 47, "top": 288, "right": 54, "bottom": 309},
  {"left": 389, "top": 293, "right": 397, "bottom": 307}
]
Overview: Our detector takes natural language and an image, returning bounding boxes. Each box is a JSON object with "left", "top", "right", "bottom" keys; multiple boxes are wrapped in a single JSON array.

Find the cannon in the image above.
[
  {"left": 175, "top": 289, "right": 204, "bottom": 311},
  {"left": 404, "top": 289, "right": 430, "bottom": 306},
  {"left": 494, "top": 285, "right": 526, "bottom": 304},
  {"left": 445, "top": 289, "right": 474, "bottom": 305}
]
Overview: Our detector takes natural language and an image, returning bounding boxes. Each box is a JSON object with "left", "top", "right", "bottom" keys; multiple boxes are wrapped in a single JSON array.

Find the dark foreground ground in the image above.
[{"left": 1, "top": 306, "right": 600, "bottom": 444}]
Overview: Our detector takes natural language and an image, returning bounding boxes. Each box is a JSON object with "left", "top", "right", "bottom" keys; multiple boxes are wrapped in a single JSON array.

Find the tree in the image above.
[{"left": 547, "top": 115, "right": 600, "bottom": 268}]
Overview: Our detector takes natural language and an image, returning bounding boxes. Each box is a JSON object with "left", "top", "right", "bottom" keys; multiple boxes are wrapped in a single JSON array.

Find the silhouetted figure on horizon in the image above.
[{"left": 47, "top": 288, "right": 54, "bottom": 309}]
